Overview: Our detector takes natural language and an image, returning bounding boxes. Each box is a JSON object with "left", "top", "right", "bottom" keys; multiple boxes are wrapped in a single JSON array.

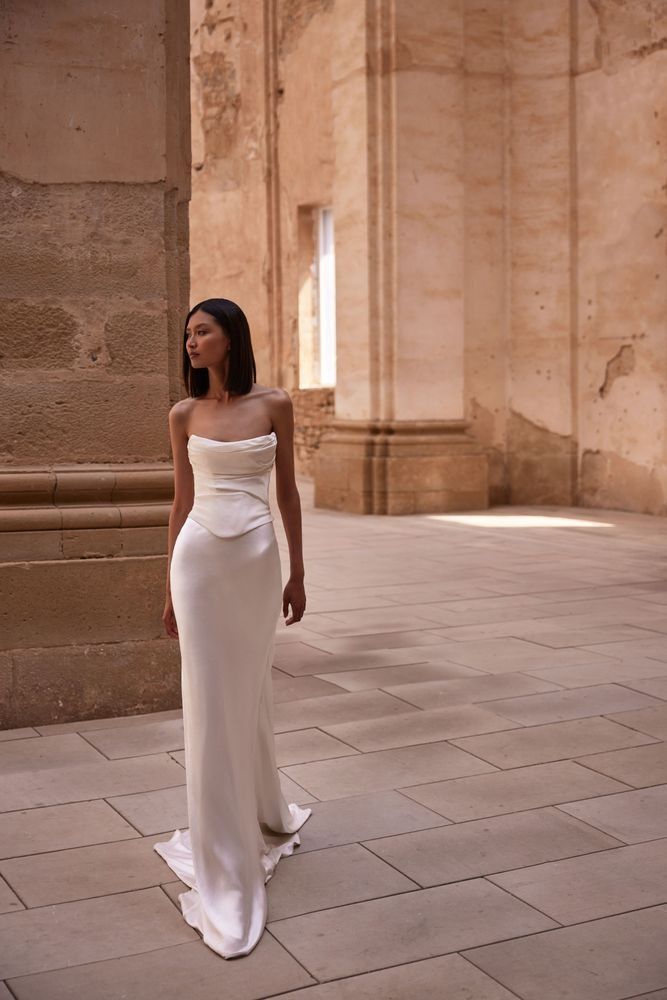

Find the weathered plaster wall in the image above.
[
  {"left": 189, "top": 0, "right": 273, "bottom": 378},
  {"left": 575, "top": 0, "right": 667, "bottom": 514}
]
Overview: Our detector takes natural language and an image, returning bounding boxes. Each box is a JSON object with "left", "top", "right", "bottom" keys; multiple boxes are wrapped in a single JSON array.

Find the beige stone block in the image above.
[
  {"left": 0, "top": 800, "right": 138, "bottom": 859},
  {"left": 272, "top": 674, "right": 345, "bottom": 701},
  {"left": 0, "top": 530, "right": 63, "bottom": 562},
  {"left": 107, "top": 785, "right": 187, "bottom": 837},
  {"left": 5, "top": 640, "right": 181, "bottom": 729},
  {"left": 575, "top": 741, "right": 667, "bottom": 788},
  {"left": 401, "top": 759, "right": 628, "bottom": 821},
  {"left": 273, "top": 690, "right": 419, "bottom": 734},
  {"left": 0, "top": 875, "right": 22, "bottom": 915},
  {"left": 232, "top": 952, "right": 520, "bottom": 999},
  {"left": 36, "top": 707, "right": 183, "bottom": 736},
  {"left": 5, "top": 936, "right": 313, "bottom": 1000},
  {"left": 268, "top": 880, "right": 556, "bottom": 981},
  {"left": 0, "top": 733, "right": 103, "bottom": 773},
  {"left": 606, "top": 703, "right": 667, "bottom": 740},
  {"left": 483, "top": 683, "right": 663, "bottom": 725},
  {"left": 0, "top": 754, "right": 185, "bottom": 812},
  {"left": 0, "top": 887, "right": 197, "bottom": 980},
  {"left": 450, "top": 717, "right": 657, "bottom": 768},
  {"left": 0, "top": 835, "right": 175, "bottom": 907},
  {"left": 293, "top": 789, "right": 449, "bottom": 853},
  {"left": 559, "top": 784, "right": 667, "bottom": 845},
  {"left": 463, "top": 907, "right": 667, "bottom": 1000},
  {"left": 526, "top": 656, "right": 667, "bottom": 689},
  {"left": 489, "top": 838, "right": 667, "bottom": 924},
  {"left": 0, "top": 728, "right": 37, "bottom": 743},
  {"left": 439, "top": 636, "right": 608, "bottom": 673},
  {"left": 364, "top": 806, "right": 619, "bottom": 887},
  {"left": 315, "top": 660, "right": 480, "bottom": 691},
  {"left": 275, "top": 728, "right": 359, "bottom": 766},
  {"left": 267, "top": 842, "right": 416, "bottom": 921},
  {"left": 83, "top": 719, "right": 184, "bottom": 760},
  {"left": 383, "top": 672, "right": 561, "bottom": 709},
  {"left": 279, "top": 772, "right": 318, "bottom": 805},
  {"left": 322, "top": 704, "right": 519, "bottom": 752},
  {"left": 282, "top": 741, "right": 496, "bottom": 801}
]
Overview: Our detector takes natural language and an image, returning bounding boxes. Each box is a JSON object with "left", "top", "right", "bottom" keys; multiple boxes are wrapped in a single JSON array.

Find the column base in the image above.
[{"left": 314, "top": 420, "right": 489, "bottom": 514}]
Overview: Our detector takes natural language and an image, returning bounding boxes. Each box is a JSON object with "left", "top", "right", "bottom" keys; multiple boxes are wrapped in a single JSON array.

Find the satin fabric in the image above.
[{"left": 154, "top": 431, "right": 312, "bottom": 959}]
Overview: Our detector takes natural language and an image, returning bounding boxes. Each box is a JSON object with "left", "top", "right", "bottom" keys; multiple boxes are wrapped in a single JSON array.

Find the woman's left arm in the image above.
[{"left": 272, "top": 389, "right": 306, "bottom": 625}]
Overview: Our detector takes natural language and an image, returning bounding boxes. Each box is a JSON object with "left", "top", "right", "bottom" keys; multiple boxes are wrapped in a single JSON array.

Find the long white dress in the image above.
[{"left": 153, "top": 430, "right": 312, "bottom": 959}]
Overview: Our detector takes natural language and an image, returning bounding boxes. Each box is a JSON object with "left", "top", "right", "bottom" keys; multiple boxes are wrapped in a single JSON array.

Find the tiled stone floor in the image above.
[{"left": 2, "top": 495, "right": 667, "bottom": 999}]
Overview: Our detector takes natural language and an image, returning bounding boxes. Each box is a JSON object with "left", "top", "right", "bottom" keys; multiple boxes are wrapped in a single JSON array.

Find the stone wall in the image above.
[
  {"left": 0, "top": 0, "right": 191, "bottom": 727},
  {"left": 189, "top": 0, "right": 667, "bottom": 511}
]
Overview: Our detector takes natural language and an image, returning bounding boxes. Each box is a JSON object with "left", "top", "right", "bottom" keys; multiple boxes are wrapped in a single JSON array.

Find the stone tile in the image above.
[
  {"left": 315, "top": 660, "right": 481, "bottom": 692},
  {"left": 273, "top": 691, "right": 419, "bottom": 733},
  {"left": 489, "top": 838, "right": 667, "bottom": 924},
  {"left": 6, "top": 937, "right": 314, "bottom": 1000},
  {"left": 431, "top": 637, "right": 611, "bottom": 674},
  {"left": 0, "top": 755, "right": 185, "bottom": 811},
  {"left": 82, "top": 718, "right": 184, "bottom": 759},
  {"left": 521, "top": 624, "right": 663, "bottom": 647},
  {"left": 272, "top": 645, "right": 440, "bottom": 679},
  {"left": 401, "top": 760, "right": 628, "bottom": 821},
  {"left": 558, "top": 784, "right": 667, "bottom": 844},
  {"left": 0, "top": 875, "right": 22, "bottom": 915},
  {"left": 450, "top": 717, "right": 657, "bottom": 768},
  {"left": 0, "top": 886, "right": 197, "bottom": 979},
  {"left": 281, "top": 742, "right": 496, "bottom": 800},
  {"left": 622, "top": 676, "right": 667, "bottom": 700},
  {"left": 272, "top": 674, "right": 345, "bottom": 702},
  {"left": 291, "top": 631, "right": 457, "bottom": 656},
  {"left": 266, "top": 843, "right": 417, "bottom": 920},
  {"left": 577, "top": 741, "right": 667, "bottom": 787},
  {"left": 107, "top": 785, "right": 187, "bottom": 836},
  {"left": 299, "top": 607, "right": 466, "bottom": 637},
  {"left": 383, "top": 672, "right": 561, "bottom": 709},
  {"left": 0, "top": 733, "right": 103, "bottom": 773},
  {"left": 272, "top": 641, "right": 344, "bottom": 675},
  {"left": 525, "top": 657, "right": 667, "bottom": 689},
  {"left": 35, "top": 708, "right": 183, "bottom": 736},
  {"left": 275, "top": 729, "right": 359, "bottom": 766},
  {"left": 0, "top": 835, "right": 173, "bottom": 907},
  {"left": 267, "top": 953, "right": 518, "bottom": 1000},
  {"left": 483, "top": 683, "right": 663, "bottom": 725},
  {"left": 362, "top": 807, "right": 619, "bottom": 886},
  {"left": 321, "top": 705, "right": 520, "bottom": 752},
  {"left": 0, "top": 983, "right": 12, "bottom": 1000},
  {"left": 0, "top": 800, "right": 139, "bottom": 858},
  {"left": 268, "top": 880, "right": 556, "bottom": 981},
  {"left": 607, "top": 703, "right": 667, "bottom": 739},
  {"left": 584, "top": 636, "right": 667, "bottom": 662},
  {"left": 0, "top": 729, "right": 38, "bottom": 743},
  {"left": 293, "top": 790, "right": 450, "bottom": 853},
  {"left": 463, "top": 906, "right": 667, "bottom": 1000},
  {"left": 279, "top": 772, "right": 319, "bottom": 805}
]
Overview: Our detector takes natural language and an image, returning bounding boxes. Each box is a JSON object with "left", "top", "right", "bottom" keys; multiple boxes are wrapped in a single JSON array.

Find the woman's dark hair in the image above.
[{"left": 182, "top": 298, "right": 257, "bottom": 398}]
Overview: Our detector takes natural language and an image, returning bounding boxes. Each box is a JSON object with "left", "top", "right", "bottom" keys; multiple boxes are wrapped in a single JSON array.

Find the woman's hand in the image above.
[
  {"left": 283, "top": 577, "right": 306, "bottom": 625},
  {"left": 163, "top": 593, "right": 179, "bottom": 639}
]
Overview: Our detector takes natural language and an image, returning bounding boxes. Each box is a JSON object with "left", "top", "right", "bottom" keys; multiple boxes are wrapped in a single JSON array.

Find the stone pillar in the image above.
[
  {"left": 314, "top": 0, "right": 488, "bottom": 514},
  {"left": 0, "top": 1, "right": 191, "bottom": 727}
]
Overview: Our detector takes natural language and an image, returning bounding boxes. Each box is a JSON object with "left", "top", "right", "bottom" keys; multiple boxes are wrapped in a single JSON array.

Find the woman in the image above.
[{"left": 154, "top": 297, "right": 312, "bottom": 959}]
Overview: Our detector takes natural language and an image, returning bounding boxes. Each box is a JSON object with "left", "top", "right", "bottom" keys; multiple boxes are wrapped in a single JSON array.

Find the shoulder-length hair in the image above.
[{"left": 182, "top": 298, "right": 257, "bottom": 397}]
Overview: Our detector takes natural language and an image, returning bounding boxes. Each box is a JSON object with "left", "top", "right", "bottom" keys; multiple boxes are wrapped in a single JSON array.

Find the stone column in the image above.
[
  {"left": 314, "top": 0, "right": 488, "bottom": 514},
  {"left": 0, "top": 1, "right": 190, "bottom": 727}
]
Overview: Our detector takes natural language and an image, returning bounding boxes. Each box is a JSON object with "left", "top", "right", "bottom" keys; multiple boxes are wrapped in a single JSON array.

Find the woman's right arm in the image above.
[{"left": 163, "top": 403, "right": 194, "bottom": 637}]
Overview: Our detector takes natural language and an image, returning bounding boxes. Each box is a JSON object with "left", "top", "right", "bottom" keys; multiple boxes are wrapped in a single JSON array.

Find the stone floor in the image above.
[{"left": 2, "top": 489, "right": 667, "bottom": 999}]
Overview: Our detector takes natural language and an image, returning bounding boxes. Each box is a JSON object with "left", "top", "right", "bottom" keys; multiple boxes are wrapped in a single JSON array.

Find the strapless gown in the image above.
[{"left": 153, "top": 430, "right": 312, "bottom": 959}]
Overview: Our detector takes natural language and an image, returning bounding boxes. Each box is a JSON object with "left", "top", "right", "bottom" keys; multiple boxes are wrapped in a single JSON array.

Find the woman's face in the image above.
[{"left": 185, "top": 309, "right": 230, "bottom": 367}]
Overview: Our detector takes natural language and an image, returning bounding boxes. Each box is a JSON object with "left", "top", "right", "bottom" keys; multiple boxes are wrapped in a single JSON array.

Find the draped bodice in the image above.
[{"left": 186, "top": 431, "right": 277, "bottom": 538}]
